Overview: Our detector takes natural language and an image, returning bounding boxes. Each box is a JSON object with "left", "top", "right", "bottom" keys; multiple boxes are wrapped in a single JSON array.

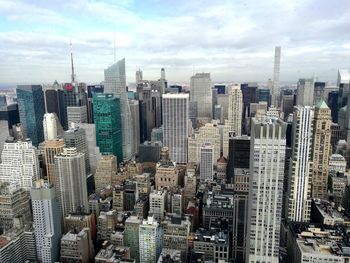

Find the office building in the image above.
[
  {"left": 124, "top": 216, "right": 142, "bottom": 263},
  {"left": 44, "top": 87, "right": 60, "bottom": 118},
  {"left": 139, "top": 216, "right": 163, "bottom": 263},
  {"left": 55, "top": 147, "right": 89, "bottom": 217},
  {"left": 329, "top": 154, "right": 347, "bottom": 176},
  {"left": 43, "top": 113, "right": 63, "bottom": 141},
  {"left": 67, "top": 105, "right": 88, "bottom": 124},
  {"left": 288, "top": 106, "right": 314, "bottom": 222},
  {"left": 190, "top": 73, "right": 212, "bottom": 121},
  {"left": 312, "top": 101, "right": 331, "bottom": 199},
  {"left": 31, "top": 180, "right": 62, "bottom": 263},
  {"left": 0, "top": 103, "right": 20, "bottom": 134},
  {"left": 162, "top": 214, "right": 191, "bottom": 261},
  {"left": 296, "top": 78, "right": 314, "bottom": 106},
  {"left": 0, "top": 217, "right": 36, "bottom": 262},
  {"left": 258, "top": 88, "right": 270, "bottom": 105},
  {"left": 93, "top": 93, "right": 123, "bottom": 164},
  {"left": 313, "top": 81, "right": 325, "bottom": 105},
  {"left": 0, "top": 139, "right": 39, "bottom": 190},
  {"left": 16, "top": 85, "right": 45, "bottom": 146},
  {"left": 232, "top": 168, "right": 250, "bottom": 262},
  {"left": 95, "top": 155, "right": 117, "bottom": 193},
  {"left": 246, "top": 117, "right": 286, "bottom": 263},
  {"left": 60, "top": 228, "right": 94, "bottom": 263},
  {"left": 241, "top": 82, "right": 258, "bottom": 134},
  {"left": 162, "top": 93, "right": 189, "bottom": 164},
  {"left": 129, "top": 100, "right": 140, "bottom": 154},
  {"left": 44, "top": 139, "right": 65, "bottom": 184},
  {"left": 0, "top": 182, "right": 31, "bottom": 230},
  {"left": 199, "top": 143, "right": 214, "bottom": 182},
  {"left": 64, "top": 124, "right": 90, "bottom": 174},
  {"left": 149, "top": 190, "right": 167, "bottom": 221},
  {"left": 138, "top": 141, "right": 162, "bottom": 163},
  {"left": 104, "top": 58, "right": 135, "bottom": 160},
  {"left": 227, "top": 84, "right": 243, "bottom": 136}
]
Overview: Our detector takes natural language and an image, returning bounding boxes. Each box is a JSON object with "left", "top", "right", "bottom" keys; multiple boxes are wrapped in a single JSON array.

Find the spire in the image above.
[{"left": 70, "top": 37, "right": 76, "bottom": 83}]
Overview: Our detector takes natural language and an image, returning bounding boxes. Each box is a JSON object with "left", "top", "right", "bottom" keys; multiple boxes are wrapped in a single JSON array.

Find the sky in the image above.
[{"left": 0, "top": 0, "right": 350, "bottom": 85}]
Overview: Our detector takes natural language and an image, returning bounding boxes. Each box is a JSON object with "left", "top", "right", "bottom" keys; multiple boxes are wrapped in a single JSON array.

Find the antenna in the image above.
[
  {"left": 113, "top": 28, "right": 116, "bottom": 63},
  {"left": 70, "top": 36, "right": 75, "bottom": 83}
]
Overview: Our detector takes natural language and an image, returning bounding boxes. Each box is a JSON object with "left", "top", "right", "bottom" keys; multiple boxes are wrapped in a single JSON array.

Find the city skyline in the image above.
[{"left": 1, "top": 0, "right": 350, "bottom": 84}]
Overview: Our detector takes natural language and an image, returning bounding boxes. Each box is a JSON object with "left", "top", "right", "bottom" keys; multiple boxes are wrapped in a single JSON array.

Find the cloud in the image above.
[{"left": 0, "top": 0, "right": 350, "bottom": 84}]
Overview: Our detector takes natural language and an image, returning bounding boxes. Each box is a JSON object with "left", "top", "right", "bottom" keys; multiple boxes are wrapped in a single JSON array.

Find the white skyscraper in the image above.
[
  {"left": 43, "top": 113, "right": 58, "bottom": 141},
  {"left": 271, "top": 46, "right": 281, "bottom": 106},
  {"left": 287, "top": 106, "right": 314, "bottom": 222},
  {"left": 162, "top": 93, "right": 189, "bottom": 164},
  {"left": 54, "top": 147, "right": 89, "bottom": 217},
  {"left": 139, "top": 216, "right": 163, "bottom": 263},
  {"left": 31, "top": 180, "right": 62, "bottom": 263},
  {"left": 0, "top": 139, "right": 39, "bottom": 190},
  {"left": 227, "top": 84, "right": 243, "bottom": 136},
  {"left": 190, "top": 73, "right": 212, "bottom": 121},
  {"left": 199, "top": 143, "right": 214, "bottom": 182},
  {"left": 296, "top": 78, "right": 314, "bottom": 107},
  {"left": 104, "top": 58, "right": 135, "bottom": 160},
  {"left": 246, "top": 117, "right": 286, "bottom": 263},
  {"left": 149, "top": 189, "right": 167, "bottom": 221}
]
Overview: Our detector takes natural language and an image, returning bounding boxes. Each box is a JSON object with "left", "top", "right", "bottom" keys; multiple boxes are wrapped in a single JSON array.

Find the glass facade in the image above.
[
  {"left": 16, "top": 85, "right": 45, "bottom": 146},
  {"left": 93, "top": 93, "right": 123, "bottom": 164}
]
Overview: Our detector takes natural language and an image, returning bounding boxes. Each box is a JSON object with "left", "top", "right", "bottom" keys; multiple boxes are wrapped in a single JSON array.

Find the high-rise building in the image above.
[
  {"left": 162, "top": 93, "right": 189, "bottom": 164},
  {"left": 0, "top": 139, "right": 39, "bottom": 190},
  {"left": 139, "top": 216, "right": 163, "bottom": 263},
  {"left": 16, "top": 85, "right": 45, "bottom": 146},
  {"left": 199, "top": 143, "right": 214, "bottom": 182},
  {"left": 155, "top": 147, "right": 178, "bottom": 191},
  {"left": 94, "top": 155, "right": 117, "bottom": 193},
  {"left": 63, "top": 124, "right": 90, "bottom": 174},
  {"left": 93, "top": 93, "right": 123, "bottom": 164},
  {"left": 337, "top": 69, "right": 350, "bottom": 110},
  {"left": 281, "top": 90, "right": 295, "bottom": 121},
  {"left": 104, "top": 58, "right": 135, "bottom": 160},
  {"left": 246, "top": 117, "right": 286, "bottom": 263},
  {"left": 43, "top": 112, "right": 63, "bottom": 141},
  {"left": 124, "top": 216, "right": 142, "bottom": 263},
  {"left": 55, "top": 147, "right": 89, "bottom": 217},
  {"left": 312, "top": 101, "right": 331, "bottom": 199},
  {"left": 271, "top": 46, "right": 281, "bottom": 106},
  {"left": 258, "top": 88, "right": 270, "bottom": 106},
  {"left": 227, "top": 84, "right": 243, "bottom": 136},
  {"left": 149, "top": 190, "right": 167, "bottom": 221},
  {"left": 313, "top": 82, "right": 326, "bottom": 105},
  {"left": 60, "top": 228, "right": 94, "bottom": 263},
  {"left": 0, "top": 182, "right": 32, "bottom": 230},
  {"left": 129, "top": 100, "right": 140, "bottom": 154},
  {"left": 31, "top": 180, "right": 62, "bottom": 263},
  {"left": 44, "top": 139, "right": 65, "bottom": 184},
  {"left": 190, "top": 73, "right": 212, "bottom": 121},
  {"left": 67, "top": 105, "right": 88, "bottom": 125},
  {"left": 287, "top": 106, "right": 314, "bottom": 222},
  {"left": 296, "top": 78, "right": 314, "bottom": 107},
  {"left": 241, "top": 82, "right": 258, "bottom": 134}
]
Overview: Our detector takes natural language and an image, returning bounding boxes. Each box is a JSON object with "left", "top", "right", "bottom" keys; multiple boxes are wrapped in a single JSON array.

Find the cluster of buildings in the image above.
[{"left": 1, "top": 46, "right": 350, "bottom": 263}]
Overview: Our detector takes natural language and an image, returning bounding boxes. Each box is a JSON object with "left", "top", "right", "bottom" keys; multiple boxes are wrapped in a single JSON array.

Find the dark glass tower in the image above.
[
  {"left": 16, "top": 85, "right": 45, "bottom": 146},
  {"left": 93, "top": 93, "right": 123, "bottom": 164}
]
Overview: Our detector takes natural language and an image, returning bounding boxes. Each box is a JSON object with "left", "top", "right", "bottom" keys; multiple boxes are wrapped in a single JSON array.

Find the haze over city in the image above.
[{"left": 1, "top": 0, "right": 350, "bottom": 84}]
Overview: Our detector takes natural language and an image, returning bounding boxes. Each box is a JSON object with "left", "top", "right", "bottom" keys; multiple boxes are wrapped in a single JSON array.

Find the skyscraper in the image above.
[
  {"left": 271, "top": 46, "right": 281, "bottom": 106},
  {"left": 44, "top": 139, "right": 65, "bottom": 184},
  {"left": 94, "top": 155, "right": 117, "bottom": 193},
  {"left": 31, "top": 180, "right": 62, "bottom": 263},
  {"left": 287, "top": 106, "right": 314, "bottom": 222},
  {"left": 0, "top": 139, "right": 39, "bottom": 190},
  {"left": 199, "top": 143, "right": 214, "bottom": 182},
  {"left": 124, "top": 216, "right": 142, "bottom": 263},
  {"left": 312, "top": 101, "right": 331, "bottom": 199},
  {"left": 93, "top": 93, "right": 123, "bottom": 164},
  {"left": 190, "top": 73, "right": 212, "bottom": 121},
  {"left": 227, "top": 84, "right": 243, "bottom": 136},
  {"left": 162, "top": 93, "right": 189, "bottom": 164},
  {"left": 43, "top": 113, "right": 63, "bottom": 141},
  {"left": 54, "top": 147, "right": 89, "bottom": 217},
  {"left": 129, "top": 100, "right": 140, "bottom": 154},
  {"left": 104, "top": 58, "right": 135, "bottom": 160},
  {"left": 246, "top": 117, "right": 286, "bottom": 263},
  {"left": 139, "top": 216, "right": 163, "bottom": 263},
  {"left": 16, "top": 85, "right": 45, "bottom": 146},
  {"left": 296, "top": 78, "right": 314, "bottom": 107}
]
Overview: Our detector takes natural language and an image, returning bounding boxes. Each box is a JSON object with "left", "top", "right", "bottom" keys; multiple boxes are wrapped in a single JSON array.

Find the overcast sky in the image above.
[{"left": 0, "top": 0, "right": 350, "bottom": 85}]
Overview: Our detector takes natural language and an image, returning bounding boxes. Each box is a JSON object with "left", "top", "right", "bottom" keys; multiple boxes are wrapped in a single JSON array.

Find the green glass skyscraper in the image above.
[
  {"left": 93, "top": 93, "right": 123, "bottom": 164},
  {"left": 16, "top": 85, "right": 45, "bottom": 146}
]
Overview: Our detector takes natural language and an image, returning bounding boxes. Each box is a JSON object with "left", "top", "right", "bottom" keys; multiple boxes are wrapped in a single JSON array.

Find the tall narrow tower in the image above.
[
  {"left": 227, "top": 84, "right": 243, "bottom": 136},
  {"left": 272, "top": 46, "right": 281, "bottom": 106}
]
